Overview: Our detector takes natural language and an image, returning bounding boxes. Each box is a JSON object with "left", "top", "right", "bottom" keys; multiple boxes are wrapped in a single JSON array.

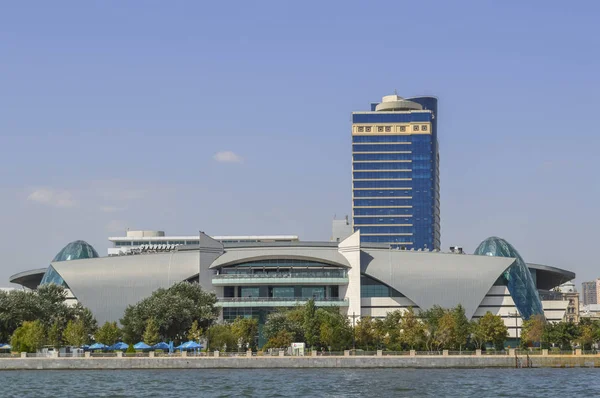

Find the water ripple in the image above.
[{"left": 1, "top": 368, "right": 599, "bottom": 397}]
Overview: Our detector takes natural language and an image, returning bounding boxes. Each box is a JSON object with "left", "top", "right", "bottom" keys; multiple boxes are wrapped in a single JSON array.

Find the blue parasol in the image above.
[
  {"left": 89, "top": 343, "right": 107, "bottom": 350},
  {"left": 152, "top": 342, "right": 169, "bottom": 350},
  {"left": 110, "top": 342, "right": 129, "bottom": 350},
  {"left": 133, "top": 342, "right": 151, "bottom": 350}
]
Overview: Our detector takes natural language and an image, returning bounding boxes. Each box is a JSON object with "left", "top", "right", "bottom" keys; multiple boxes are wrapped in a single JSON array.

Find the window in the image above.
[
  {"left": 272, "top": 286, "right": 295, "bottom": 298},
  {"left": 377, "top": 126, "right": 384, "bottom": 132},
  {"left": 365, "top": 126, "right": 372, "bottom": 132},
  {"left": 358, "top": 126, "right": 364, "bottom": 132},
  {"left": 240, "top": 287, "right": 260, "bottom": 298},
  {"left": 353, "top": 162, "right": 412, "bottom": 170},
  {"left": 353, "top": 135, "right": 412, "bottom": 143},
  {"left": 361, "top": 275, "right": 404, "bottom": 297},
  {"left": 385, "top": 126, "right": 391, "bottom": 132},
  {"left": 353, "top": 198, "right": 412, "bottom": 207},
  {"left": 413, "top": 125, "right": 419, "bottom": 131},
  {"left": 353, "top": 153, "right": 412, "bottom": 161},
  {"left": 422, "top": 125, "right": 428, "bottom": 131},
  {"left": 352, "top": 144, "right": 412, "bottom": 152},
  {"left": 40, "top": 265, "right": 69, "bottom": 288}
]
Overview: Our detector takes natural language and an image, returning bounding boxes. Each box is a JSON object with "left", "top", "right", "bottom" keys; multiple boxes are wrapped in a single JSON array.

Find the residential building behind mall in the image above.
[{"left": 582, "top": 280, "right": 597, "bottom": 305}]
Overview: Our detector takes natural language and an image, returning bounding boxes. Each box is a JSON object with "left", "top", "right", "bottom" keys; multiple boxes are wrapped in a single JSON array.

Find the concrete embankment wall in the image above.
[{"left": 0, "top": 356, "right": 598, "bottom": 370}]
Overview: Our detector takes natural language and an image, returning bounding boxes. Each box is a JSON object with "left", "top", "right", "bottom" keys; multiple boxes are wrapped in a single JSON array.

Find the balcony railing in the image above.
[
  {"left": 216, "top": 297, "right": 349, "bottom": 307},
  {"left": 214, "top": 270, "right": 347, "bottom": 279},
  {"left": 538, "top": 290, "right": 565, "bottom": 301},
  {"left": 218, "top": 297, "right": 346, "bottom": 302}
]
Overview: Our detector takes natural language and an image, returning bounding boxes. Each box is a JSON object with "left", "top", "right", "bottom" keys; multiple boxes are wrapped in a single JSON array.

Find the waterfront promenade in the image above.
[{"left": 1, "top": 350, "right": 598, "bottom": 370}]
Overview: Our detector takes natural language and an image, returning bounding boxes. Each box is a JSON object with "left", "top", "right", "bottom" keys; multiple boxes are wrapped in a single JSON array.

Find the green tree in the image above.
[
  {"left": 231, "top": 317, "right": 258, "bottom": 351},
  {"left": 95, "top": 321, "right": 122, "bottom": 346},
  {"left": 0, "top": 285, "right": 96, "bottom": 343},
  {"left": 576, "top": 319, "right": 600, "bottom": 350},
  {"left": 316, "top": 308, "right": 352, "bottom": 351},
  {"left": 550, "top": 321, "right": 579, "bottom": 350},
  {"left": 372, "top": 318, "right": 387, "bottom": 350},
  {"left": 355, "top": 317, "right": 377, "bottom": 350},
  {"left": 470, "top": 320, "right": 485, "bottom": 349},
  {"left": 263, "top": 330, "right": 294, "bottom": 350},
  {"left": 578, "top": 323, "right": 595, "bottom": 350},
  {"left": 71, "top": 304, "right": 98, "bottom": 339},
  {"left": 207, "top": 323, "right": 237, "bottom": 352},
  {"left": 120, "top": 282, "right": 219, "bottom": 343},
  {"left": 47, "top": 320, "right": 63, "bottom": 349},
  {"left": 452, "top": 304, "right": 470, "bottom": 350},
  {"left": 142, "top": 318, "right": 160, "bottom": 346},
  {"left": 421, "top": 306, "right": 446, "bottom": 351},
  {"left": 302, "top": 299, "right": 319, "bottom": 348},
  {"left": 263, "top": 308, "right": 304, "bottom": 344},
  {"left": 436, "top": 311, "right": 456, "bottom": 350},
  {"left": 520, "top": 314, "right": 545, "bottom": 348},
  {"left": 381, "top": 310, "right": 404, "bottom": 350},
  {"left": 187, "top": 320, "right": 203, "bottom": 342},
  {"left": 10, "top": 320, "right": 46, "bottom": 353},
  {"left": 399, "top": 308, "right": 425, "bottom": 350},
  {"left": 477, "top": 312, "right": 508, "bottom": 350},
  {"left": 63, "top": 319, "right": 88, "bottom": 347}
]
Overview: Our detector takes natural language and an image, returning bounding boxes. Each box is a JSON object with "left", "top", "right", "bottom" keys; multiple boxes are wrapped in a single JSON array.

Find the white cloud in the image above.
[
  {"left": 27, "top": 188, "right": 77, "bottom": 208},
  {"left": 214, "top": 151, "right": 243, "bottom": 163}
]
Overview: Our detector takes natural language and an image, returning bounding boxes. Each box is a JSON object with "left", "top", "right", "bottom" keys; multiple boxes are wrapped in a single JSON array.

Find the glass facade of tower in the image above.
[{"left": 352, "top": 96, "right": 440, "bottom": 250}]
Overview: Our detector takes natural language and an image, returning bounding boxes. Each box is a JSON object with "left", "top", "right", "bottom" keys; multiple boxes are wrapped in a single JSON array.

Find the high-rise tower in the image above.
[{"left": 351, "top": 94, "right": 440, "bottom": 250}]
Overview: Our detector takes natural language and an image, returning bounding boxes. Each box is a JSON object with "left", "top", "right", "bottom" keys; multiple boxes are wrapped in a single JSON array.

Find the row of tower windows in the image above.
[{"left": 355, "top": 124, "right": 429, "bottom": 133}]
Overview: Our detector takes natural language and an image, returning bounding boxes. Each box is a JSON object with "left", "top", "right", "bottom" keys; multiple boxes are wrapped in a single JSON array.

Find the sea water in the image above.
[{"left": 1, "top": 368, "right": 598, "bottom": 397}]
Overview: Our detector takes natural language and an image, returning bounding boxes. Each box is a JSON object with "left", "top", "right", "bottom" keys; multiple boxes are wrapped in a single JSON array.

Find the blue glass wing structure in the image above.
[
  {"left": 41, "top": 240, "right": 99, "bottom": 287},
  {"left": 40, "top": 265, "right": 68, "bottom": 287},
  {"left": 474, "top": 237, "right": 543, "bottom": 320}
]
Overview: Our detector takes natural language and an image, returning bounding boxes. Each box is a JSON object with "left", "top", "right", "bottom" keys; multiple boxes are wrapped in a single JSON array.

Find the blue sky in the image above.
[{"left": 1, "top": 1, "right": 598, "bottom": 286}]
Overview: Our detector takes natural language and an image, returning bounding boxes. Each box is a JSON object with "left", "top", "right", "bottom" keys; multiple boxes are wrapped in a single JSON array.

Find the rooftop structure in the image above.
[{"left": 108, "top": 230, "right": 299, "bottom": 256}]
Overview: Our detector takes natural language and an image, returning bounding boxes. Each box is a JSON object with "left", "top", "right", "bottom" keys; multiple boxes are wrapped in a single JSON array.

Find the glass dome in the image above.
[
  {"left": 474, "top": 237, "right": 543, "bottom": 320},
  {"left": 52, "top": 240, "right": 99, "bottom": 262},
  {"left": 40, "top": 240, "right": 99, "bottom": 287}
]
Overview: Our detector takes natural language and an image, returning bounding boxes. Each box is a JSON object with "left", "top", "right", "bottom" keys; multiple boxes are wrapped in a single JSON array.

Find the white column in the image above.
[{"left": 338, "top": 230, "right": 361, "bottom": 319}]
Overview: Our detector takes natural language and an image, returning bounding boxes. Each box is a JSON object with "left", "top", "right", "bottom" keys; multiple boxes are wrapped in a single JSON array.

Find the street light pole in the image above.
[
  {"left": 352, "top": 312, "right": 356, "bottom": 351},
  {"left": 509, "top": 311, "right": 520, "bottom": 346}
]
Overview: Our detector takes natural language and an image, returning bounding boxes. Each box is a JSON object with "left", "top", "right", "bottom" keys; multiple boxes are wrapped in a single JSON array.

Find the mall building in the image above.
[{"left": 10, "top": 230, "right": 574, "bottom": 343}]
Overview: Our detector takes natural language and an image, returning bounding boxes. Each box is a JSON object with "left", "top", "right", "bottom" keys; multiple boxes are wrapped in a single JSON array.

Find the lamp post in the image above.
[
  {"left": 352, "top": 312, "right": 357, "bottom": 351},
  {"left": 509, "top": 311, "right": 520, "bottom": 346}
]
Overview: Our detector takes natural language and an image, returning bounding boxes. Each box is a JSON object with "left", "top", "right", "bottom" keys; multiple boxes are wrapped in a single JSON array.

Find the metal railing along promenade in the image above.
[{"left": 2, "top": 349, "right": 600, "bottom": 359}]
